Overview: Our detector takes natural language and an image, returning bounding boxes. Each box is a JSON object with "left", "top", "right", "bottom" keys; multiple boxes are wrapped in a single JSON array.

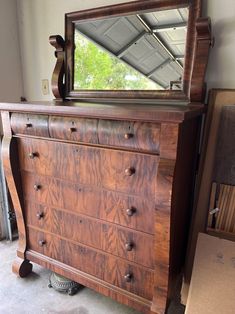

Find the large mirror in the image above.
[{"left": 64, "top": 0, "right": 202, "bottom": 100}]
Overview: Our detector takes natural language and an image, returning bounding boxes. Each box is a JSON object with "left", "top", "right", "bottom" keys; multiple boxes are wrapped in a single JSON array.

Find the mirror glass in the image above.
[{"left": 74, "top": 7, "right": 189, "bottom": 91}]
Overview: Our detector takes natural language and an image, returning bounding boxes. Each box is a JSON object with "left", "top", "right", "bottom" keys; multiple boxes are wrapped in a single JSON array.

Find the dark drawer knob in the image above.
[
  {"left": 28, "top": 152, "right": 38, "bottom": 159},
  {"left": 124, "top": 133, "right": 133, "bottom": 139},
  {"left": 125, "top": 242, "right": 134, "bottom": 251},
  {"left": 124, "top": 273, "right": 132, "bottom": 282},
  {"left": 126, "top": 208, "right": 136, "bottom": 217},
  {"left": 68, "top": 127, "right": 77, "bottom": 133},
  {"left": 36, "top": 212, "right": 44, "bottom": 220},
  {"left": 33, "top": 184, "right": 41, "bottom": 191},
  {"left": 38, "top": 240, "right": 46, "bottom": 247},
  {"left": 125, "top": 167, "right": 135, "bottom": 176},
  {"left": 25, "top": 123, "right": 32, "bottom": 128}
]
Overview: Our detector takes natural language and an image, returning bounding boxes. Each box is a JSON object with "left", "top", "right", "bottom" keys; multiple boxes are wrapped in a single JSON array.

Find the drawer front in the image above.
[
  {"left": 11, "top": 113, "right": 49, "bottom": 137},
  {"left": 27, "top": 227, "right": 154, "bottom": 300},
  {"left": 21, "top": 173, "right": 155, "bottom": 234},
  {"left": 49, "top": 116, "right": 98, "bottom": 144},
  {"left": 98, "top": 120, "right": 160, "bottom": 153},
  {"left": 25, "top": 201, "right": 154, "bottom": 268},
  {"left": 18, "top": 138, "right": 158, "bottom": 197},
  {"left": 27, "top": 227, "right": 105, "bottom": 279}
]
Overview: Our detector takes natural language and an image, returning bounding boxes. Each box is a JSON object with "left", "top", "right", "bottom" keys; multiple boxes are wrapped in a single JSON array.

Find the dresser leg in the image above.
[{"left": 12, "top": 257, "right": 33, "bottom": 278}]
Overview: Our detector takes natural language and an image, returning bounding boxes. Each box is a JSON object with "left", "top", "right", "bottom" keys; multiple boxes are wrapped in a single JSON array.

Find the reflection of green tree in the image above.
[{"left": 74, "top": 32, "right": 159, "bottom": 90}]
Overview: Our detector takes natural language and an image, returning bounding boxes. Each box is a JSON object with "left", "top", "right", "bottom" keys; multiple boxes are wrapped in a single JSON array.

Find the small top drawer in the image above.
[
  {"left": 11, "top": 114, "right": 49, "bottom": 137},
  {"left": 98, "top": 120, "right": 160, "bottom": 153},
  {"left": 49, "top": 116, "right": 98, "bottom": 144}
]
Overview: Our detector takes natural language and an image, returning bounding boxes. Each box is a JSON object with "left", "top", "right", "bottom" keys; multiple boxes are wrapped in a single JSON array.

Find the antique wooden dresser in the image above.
[{"left": 0, "top": 1, "right": 211, "bottom": 313}]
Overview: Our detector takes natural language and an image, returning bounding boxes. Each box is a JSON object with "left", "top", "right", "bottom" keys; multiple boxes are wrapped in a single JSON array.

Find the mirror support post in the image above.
[
  {"left": 49, "top": 35, "right": 66, "bottom": 101},
  {"left": 189, "top": 17, "right": 212, "bottom": 102}
]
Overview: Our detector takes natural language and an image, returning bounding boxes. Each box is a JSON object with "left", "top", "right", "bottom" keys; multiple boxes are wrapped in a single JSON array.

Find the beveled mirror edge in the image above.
[{"left": 50, "top": 0, "right": 211, "bottom": 103}]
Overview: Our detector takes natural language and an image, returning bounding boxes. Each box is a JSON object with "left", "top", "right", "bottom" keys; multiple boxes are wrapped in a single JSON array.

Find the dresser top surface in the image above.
[{"left": 0, "top": 101, "right": 205, "bottom": 123}]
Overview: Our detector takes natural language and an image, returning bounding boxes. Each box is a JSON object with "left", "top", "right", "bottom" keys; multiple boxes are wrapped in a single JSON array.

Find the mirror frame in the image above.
[{"left": 50, "top": 0, "right": 211, "bottom": 102}]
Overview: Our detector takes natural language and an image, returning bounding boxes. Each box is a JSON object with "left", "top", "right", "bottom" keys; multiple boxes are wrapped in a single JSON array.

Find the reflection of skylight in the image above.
[
  {"left": 125, "top": 75, "right": 138, "bottom": 81},
  {"left": 74, "top": 8, "right": 188, "bottom": 90},
  {"left": 74, "top": 31, "right": 162, "bottom": 90}
]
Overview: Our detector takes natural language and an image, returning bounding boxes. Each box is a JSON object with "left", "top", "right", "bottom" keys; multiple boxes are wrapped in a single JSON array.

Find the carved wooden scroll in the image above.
[
  {"left": 49, "top": 35, "right": 65, "bottom": 101},
  {"left": 1, "top": 112, "right": 32, "bottom": 277},
  {"left": 190, "top": 17, "right": 213, "bottom": 102}
]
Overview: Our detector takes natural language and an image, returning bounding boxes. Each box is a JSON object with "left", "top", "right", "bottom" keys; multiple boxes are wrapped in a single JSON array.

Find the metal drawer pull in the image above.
[
  {"left": 33, "top": 184, "right": 41, "bottom": 191},
  {"left": 125, "top": 167, "right": 135, "bottom": 176},
  {"left": 126, "top": 208, "right": 136, "bottom": 216},
  {"left": 124, "top": 133, "right": 133, "bottom": 139},
  {"left": 36, "top": 212, "right": 44, "bottom": 220},
  {"left": 125, "top": 242, "right": 134, "bottom": 251},
  {"left": 38, "top": 240, "right": 46, "bottom": 247},
  {"left": 124, "top": 273, "right": 133, "bottom": 282},
  {"left": 25, "top": 123, "right": 32, "bottom": 128}
]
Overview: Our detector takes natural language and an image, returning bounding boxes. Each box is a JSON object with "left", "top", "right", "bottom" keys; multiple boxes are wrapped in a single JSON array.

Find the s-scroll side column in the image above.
[
  {"left": 49, "top": 35, "right": 65, "bottom": 101},
  {"left": 1, "top": 111, "right": 32, "bottom": 277}
]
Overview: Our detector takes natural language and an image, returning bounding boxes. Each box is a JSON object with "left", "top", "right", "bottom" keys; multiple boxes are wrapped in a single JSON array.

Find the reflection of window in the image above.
[{"left": 74, "top": 31, "right": 162, "bottom": 90}]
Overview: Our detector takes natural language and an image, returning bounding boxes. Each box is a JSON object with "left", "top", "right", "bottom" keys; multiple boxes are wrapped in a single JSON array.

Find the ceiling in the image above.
[{"left": 75, "top": 8, "right": 189, "bottom": 90}]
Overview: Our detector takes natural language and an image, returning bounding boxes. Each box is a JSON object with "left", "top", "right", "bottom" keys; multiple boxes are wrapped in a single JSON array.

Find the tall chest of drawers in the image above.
[{"left": 1, "top": 102, "right": 204, "bottom": 314}]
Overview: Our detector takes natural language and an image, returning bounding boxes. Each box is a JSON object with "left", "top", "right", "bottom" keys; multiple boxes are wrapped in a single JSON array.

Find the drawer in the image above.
[
  {"left": 18, "top": 138, "right": 159, "bottom": 197},
  {"left": 49, "top": 116, "right": 98, "bottom": 144},
  {"left": 24, "top": 201, "right": 154, "bottom": 268},
  {"left": 11, "top": 113, "right": 49, "bottom": 137},
  {"left": 27, "top": 227, "right": 154, "bottom": 300},
  {"left": 98, "top": 120, "right": 160, "bottom": 153},
  {"left": 21, "top": 173, "right": 155, "bottom": 234}
]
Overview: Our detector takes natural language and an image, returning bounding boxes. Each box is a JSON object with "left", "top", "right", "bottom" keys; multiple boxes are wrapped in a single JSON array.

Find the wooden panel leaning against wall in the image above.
[{"left": 182, "top": 89, "right": 235, "bottom": 305}]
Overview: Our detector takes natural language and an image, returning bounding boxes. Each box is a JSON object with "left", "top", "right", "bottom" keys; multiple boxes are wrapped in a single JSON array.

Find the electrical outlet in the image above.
[{"left": 42, "top": 79, "right": 49, "bottom": 95}]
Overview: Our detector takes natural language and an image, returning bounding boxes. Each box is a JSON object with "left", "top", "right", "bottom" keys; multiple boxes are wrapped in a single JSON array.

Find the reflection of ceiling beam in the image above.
[
  {"left": 152, "top": 22, "right": 187, "bottom": 33},
  {"left": 136, "top": 14, "right": 183, "bottom": 71},
  {"left": 169, "top": 40, "right": 186, "bottom": 46},
  {"left": 147, "top": 58, "right": 171, "bottom": 78},
  {"left": 170, "top": 79, "right": 182, "bottom": 90},
  {"left": 114, "top": 31, "right": 166, "bottom": 89},
  {"left": 175, "top": 55, "right": 184, "bottom": 60},
  {"left": 117, "top": 32, "right": 146, "bottom": 58}
]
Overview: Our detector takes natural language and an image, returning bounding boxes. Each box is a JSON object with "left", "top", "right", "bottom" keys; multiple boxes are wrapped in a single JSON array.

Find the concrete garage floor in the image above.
[{"left": 0, "top": 240, "right": 185, "bottom": 314}]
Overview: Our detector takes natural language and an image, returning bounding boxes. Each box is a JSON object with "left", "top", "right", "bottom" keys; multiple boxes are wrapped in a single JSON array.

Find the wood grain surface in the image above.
[
  {"left": 49, "top": 116, "right": 99, "bottom": 143},
  {"left": 24, "top": 201, "right": 154, "bottom": 268},
  {"left": 18, "top": 137, "right": 159, "bottom": 197},
  {"left": 21, "top": 172, "right": 155, "bottom": 234},
  {"left": 11, "top": 113, "right": 49, "bottom": 137},
  {"left": 1, "top": 98, "right": 203, "bottom": 314},
  {"left": 27, "top": 227, "right": 154, "bottom": 300},
  {"left": 98, "top": 120, "right": 160, "bottom": 153}
]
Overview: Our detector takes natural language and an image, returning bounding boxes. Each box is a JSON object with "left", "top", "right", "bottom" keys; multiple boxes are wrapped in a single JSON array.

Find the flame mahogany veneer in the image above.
[{"left": 1, "top": 102, "right": 204, "bottom": 313}]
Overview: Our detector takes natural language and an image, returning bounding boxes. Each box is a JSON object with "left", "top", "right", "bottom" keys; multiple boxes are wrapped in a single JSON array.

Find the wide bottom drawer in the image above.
[{"left": 27, "top": 227, "right": 154, "bottom": 300}]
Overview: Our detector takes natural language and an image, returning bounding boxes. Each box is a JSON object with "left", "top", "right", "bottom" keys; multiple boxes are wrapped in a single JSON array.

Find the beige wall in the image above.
[
  {"left": 15, "top": 0, "right": 235, "bottom": 102},
  {"left": 203, "top": 0, "right": 235, "bottom": 91},
  {"left": 16, "top": 0, "right": 136, "bottom": 101},
  {"left": 0, "top": 0, "right": 23, "bottom": 102}
]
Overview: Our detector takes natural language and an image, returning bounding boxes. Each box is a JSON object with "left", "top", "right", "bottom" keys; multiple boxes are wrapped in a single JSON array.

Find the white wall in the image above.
[
  {"left": 16, "top": 0, "right": 235, "bottom": 101},
  {"left": 0, "top": 0, "right": 23, "bottom": 102},
  {"left": 203, "top": 0, "right": 235, "bottom": 91},
  {"left": 16, "top": 0, "right": 136, "bottom": 101}
]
